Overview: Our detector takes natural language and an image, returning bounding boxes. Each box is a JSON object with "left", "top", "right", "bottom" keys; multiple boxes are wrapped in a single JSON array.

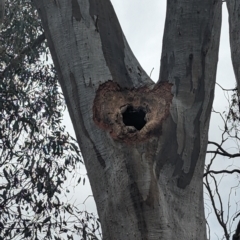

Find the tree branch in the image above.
[
  {"left": 204, "top": 178, "right": 230, "bottom": 240},
  {"left": 216, "top": 82, "right": 237, "bottom": 92},
  {"left": 204, "top": 169, "right": 240, "bottom": 178},
  {"left": 208, "top": 141, "right": 240, "bottom": 158}
]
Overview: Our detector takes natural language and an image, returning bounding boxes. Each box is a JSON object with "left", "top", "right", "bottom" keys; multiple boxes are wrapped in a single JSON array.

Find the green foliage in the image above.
[{"left": 0, "top": 1, "right": 100, "bottom": 239}]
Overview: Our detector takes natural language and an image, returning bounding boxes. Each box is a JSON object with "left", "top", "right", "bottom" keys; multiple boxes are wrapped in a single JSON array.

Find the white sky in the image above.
[{"left": 63, "top": 2, "right": 239, "bottom": 239}]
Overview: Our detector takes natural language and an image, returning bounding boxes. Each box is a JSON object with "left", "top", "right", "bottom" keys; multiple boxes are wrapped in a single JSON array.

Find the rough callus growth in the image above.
[{"left": 93, "top": 81, "right": 173, "bottom": 143}]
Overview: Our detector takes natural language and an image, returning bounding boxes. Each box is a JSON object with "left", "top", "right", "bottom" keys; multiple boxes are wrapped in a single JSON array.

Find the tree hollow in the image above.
[{"left": 93, "top": 81, "right": 173, "bottom": 143}]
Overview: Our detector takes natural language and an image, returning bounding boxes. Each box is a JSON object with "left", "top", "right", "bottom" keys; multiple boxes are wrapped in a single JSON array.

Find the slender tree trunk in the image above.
[
  {"left": 226, "top": 0, "right": 240, "bottom": 93},
  {"left": 0, "top": 0, "right": 5, "bottom": 25},
  {"left": 33, "top": 0, "right": 222, "bottom": 239}
]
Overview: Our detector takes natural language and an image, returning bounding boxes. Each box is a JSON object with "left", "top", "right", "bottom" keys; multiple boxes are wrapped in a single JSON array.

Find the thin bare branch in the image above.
[
  {"left": 208, "top": 141, "right": 240, "bottom": 158},
  {"left": 216, "top": 82, "right": 237, "bottom": 92}
]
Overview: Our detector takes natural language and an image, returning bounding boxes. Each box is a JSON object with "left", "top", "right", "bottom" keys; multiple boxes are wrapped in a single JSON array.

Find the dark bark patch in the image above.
[
  {"left": 174, "top": 76, "right": 180, "bottom": 96},
  {"left": 129, "top": 182, "right": 148, "bottom": 239},
  {"left": 186, "top": 53, "right": 193, "bottom": 92},
  {"left": 93, "top": 81, "right": 173, "bottom": 144},
  {"left": 71, "top": 0, "right": 82, "bottom": 22},
  {"left": 89, "top": 0, "right": 132, "bottom": 88},
  {"left": 177, "top": 105, "right": 202, "bottom": 188}
]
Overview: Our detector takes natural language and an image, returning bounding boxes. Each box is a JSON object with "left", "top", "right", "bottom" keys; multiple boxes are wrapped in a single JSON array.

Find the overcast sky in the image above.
[{"left": 63, "top": 2, "right": 239, "bottom": 239}]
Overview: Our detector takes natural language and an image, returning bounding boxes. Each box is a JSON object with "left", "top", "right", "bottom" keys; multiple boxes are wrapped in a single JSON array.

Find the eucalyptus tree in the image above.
[
  {"left": 0, "top": 1, "right": 99, "bottom": 239},
  {"left": 1, "top": 0, "right": 240, "bottom": 239},
  {"left": 32, "top": 0, "right": 224, "bottom": 239}
]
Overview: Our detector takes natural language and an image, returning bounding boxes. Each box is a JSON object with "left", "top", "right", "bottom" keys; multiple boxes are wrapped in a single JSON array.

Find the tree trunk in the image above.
[
  {"left": 0, "top": 0, "right": 5, "bottom": 25},
  {"left": 226, "top": 0, "right": 240, "bottom": 93},
  {"left": 33, "top": 0, "right": 222, "bottom": 239}
]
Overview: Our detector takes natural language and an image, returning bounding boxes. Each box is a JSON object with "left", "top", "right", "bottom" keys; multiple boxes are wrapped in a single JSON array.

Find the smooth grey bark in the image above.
[
  {"left": 226, "top": 0, "right": 240, "bottom": 93},
  {"left": 33, "top": 0, "right": 221, "bottom": 239}
]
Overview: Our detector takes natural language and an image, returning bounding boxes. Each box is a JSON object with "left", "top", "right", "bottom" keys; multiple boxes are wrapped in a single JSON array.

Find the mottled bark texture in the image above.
[
  {"left": 226, "top": 0, "right": 240, "bottom": 94},
  {"left": 33, "top": 0, "right": 222, "bottom": 239}
]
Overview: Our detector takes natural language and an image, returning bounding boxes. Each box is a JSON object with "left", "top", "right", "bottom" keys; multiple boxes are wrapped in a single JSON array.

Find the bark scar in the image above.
[{"left": 93, "top": 81, "right": 173, "bottom": 144}]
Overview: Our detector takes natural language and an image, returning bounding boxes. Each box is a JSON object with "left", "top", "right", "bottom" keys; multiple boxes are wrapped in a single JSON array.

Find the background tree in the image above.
[
  {"left": 0, "top": 1, "right": 100, "bottom": 239},
  {"left": 204, "top": 84, "right": 240, "bottom": 239},
  {"left": 203, "top": 1, "right": 240, "bottom": 239}
]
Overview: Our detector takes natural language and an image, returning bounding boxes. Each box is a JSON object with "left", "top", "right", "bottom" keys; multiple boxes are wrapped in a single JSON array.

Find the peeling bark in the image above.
[{"left": 33, "top": 0, "right": 222, "bottom": 239}]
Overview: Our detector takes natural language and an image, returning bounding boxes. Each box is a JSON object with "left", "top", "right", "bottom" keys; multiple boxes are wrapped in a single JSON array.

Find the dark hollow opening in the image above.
[{"left": 122, "top": 106, "right": 146, "bottom": 130}]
